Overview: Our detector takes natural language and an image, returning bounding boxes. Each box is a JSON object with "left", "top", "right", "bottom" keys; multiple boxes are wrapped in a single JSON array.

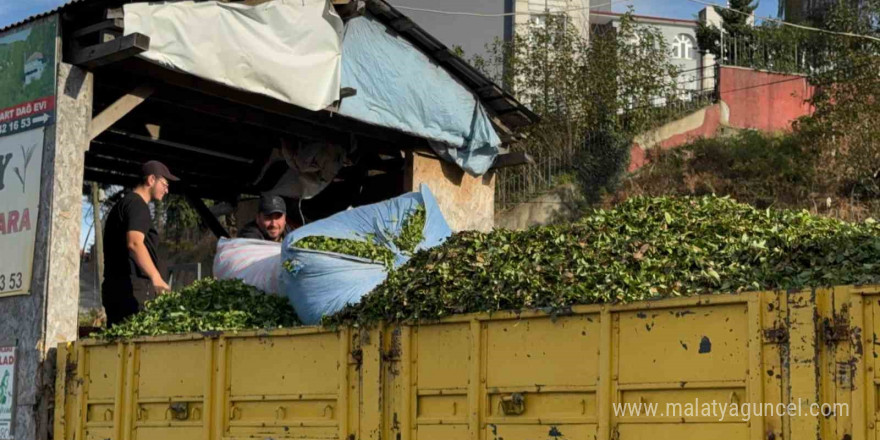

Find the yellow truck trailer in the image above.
[{"left": 54, "top": 285, "right": 878, "bottom": 440}]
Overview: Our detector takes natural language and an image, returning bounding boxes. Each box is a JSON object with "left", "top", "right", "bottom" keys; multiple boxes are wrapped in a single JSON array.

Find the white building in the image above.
[
  {"left": 591, "top": 10, "right": 719, "bottom": 96},
  {"left": 505, "top": 0, "right": 595, "bottom": 41}
]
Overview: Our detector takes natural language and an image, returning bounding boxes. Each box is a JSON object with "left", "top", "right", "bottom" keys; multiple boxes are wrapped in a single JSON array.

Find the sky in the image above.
[
  {"left": 0, "top": 0, "right": 65, "bottom": 29},
  {"left": 616, "top": 0, "right": 779, "bottom": 21}
]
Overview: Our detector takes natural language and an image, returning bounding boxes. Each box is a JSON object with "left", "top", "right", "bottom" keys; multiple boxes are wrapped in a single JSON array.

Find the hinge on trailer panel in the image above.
[{"left": 763, "top": 326, "right": 789, "bottom": 344}]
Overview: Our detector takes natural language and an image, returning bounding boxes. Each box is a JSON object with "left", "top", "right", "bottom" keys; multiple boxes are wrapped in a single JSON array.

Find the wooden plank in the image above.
[
  {"left": 105, "top": 8, "right": 123, "bottom": 19},
  {"left": 89, "top": 85, "right": 155, "bottom": 141},
  {"left": 85, "top": 152, "right": 246, "bottom": 186},
  {"left": 433, "top": 49, "right": 454, "bottom": 62},
  {"left": 185, "top": 192, "right": 231, "bottom": 238},
  {"left": 83, "top": 169, "right": 241, "bottom": 201},
  {"left": 476, "top": 85, "right": 504, "bottom": 99},
  {"left": 103, "top": 129, "right": 253, "bottom": 163},
  {"left": 70, "top": 18, "right": 124, "bottom": 40},
  {"left": 497, "top": 110, "right": 534, "bottom": 129},
  {"left": 390, "top": 17, "right": 415, "bottom": 32},
  {"left": 340, "top": 87, "right": 358, "bottom": 99},
  {"left": 68, "top": 33, "right": 150, "bottom": 69},
  {"left": 490, "top": 152, "right": 533, "bottom": 169}
]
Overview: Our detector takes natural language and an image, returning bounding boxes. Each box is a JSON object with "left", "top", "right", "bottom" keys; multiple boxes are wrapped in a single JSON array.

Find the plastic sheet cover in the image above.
[
  {"left": 281, "top": 184, "right": 452, "bottom": 325},
  {"left": 338, "top": 15, "right": 502, "bottom": 175},
  {"left": 124, "top": 0, "right": 344, "bottom": 111}
]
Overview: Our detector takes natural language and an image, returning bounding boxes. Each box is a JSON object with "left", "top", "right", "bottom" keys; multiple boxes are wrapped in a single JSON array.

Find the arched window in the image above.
[{"left": 672, "top": 33, "right": 696, "bottom": 60}]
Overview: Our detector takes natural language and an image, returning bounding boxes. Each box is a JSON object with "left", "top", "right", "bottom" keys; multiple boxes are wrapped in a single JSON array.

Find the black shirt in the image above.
[
  {"left": 103, "top": 192, "right": 163, "bottom": 281},
  {"left": 238, "top": 220, "right": 290, "bottom": 242}
]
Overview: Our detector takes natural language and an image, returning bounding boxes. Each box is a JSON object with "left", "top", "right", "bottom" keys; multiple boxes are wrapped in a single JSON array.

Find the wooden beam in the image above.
[
  {"left": 185, "top": 192, "right": 230, "bottom": 238},
  {"left": 334, "top": 0, "right": 365, "bottom": 19},
  {"left": 89, "top": 84, "right": 155, "bottom": 141},
  {"left": 105, "top": 8, "right": 123, "bottom": 19},
  {"left": 84, "top": 168, "right": 240, "bottom": 201},
  {"left": 105, "top": 129, "right": 254, "bottom": 163},
  {"left": 340, "top": 87, "right": 358, "bottom": 99},
  {"left": 325, "top": 87, "right": 358, "bottom": 113},
  {"left": 490, "top": 152, "right": 533, "bottom": 169},
  {"left": 71, "top": 18, "right": 124, "bottom": 40},
  {"left": 68, "top": 33, "right": 150, "bottom": 69},
  {"left": 390, "top": 17, "right": 415, "bottom": 32},
  {"left": 85, "top": 151, "right": 247, "bottom": 186}
]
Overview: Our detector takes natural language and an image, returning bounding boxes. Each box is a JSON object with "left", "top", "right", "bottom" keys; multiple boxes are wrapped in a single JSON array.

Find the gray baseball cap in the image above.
[{"left": 258, "top": 194, "right": 286, "bottom": 215}]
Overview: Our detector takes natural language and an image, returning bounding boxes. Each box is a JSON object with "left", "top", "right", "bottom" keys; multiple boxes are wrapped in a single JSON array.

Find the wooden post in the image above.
[
  {"left": 90, "top": 182, "right": 104, "bottom": 293},
  {"left": 0, "top": 60, "right": 93, "bottom": 440}
]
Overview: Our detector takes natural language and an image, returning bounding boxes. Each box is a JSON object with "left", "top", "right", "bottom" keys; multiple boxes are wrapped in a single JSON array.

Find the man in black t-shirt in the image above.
[{"left": 101, "top": 160, "right": 179, "bottom": 326}]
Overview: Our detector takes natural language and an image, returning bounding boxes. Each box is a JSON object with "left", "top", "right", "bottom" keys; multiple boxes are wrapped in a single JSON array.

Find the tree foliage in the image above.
[
  {"left": 696, "top": 0, "right": 758, "bottom": 61},
  {"left": 328, "top": 196, "right": 880, "bottom": 325},
  {"left": 797, "top": 1, "right": 880, "bottom": 200},
  {"left": 474, "top": 10, "right": 679, "bottom": 204}
]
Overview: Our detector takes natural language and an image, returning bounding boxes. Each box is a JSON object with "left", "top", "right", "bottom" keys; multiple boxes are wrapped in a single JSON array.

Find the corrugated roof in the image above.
[{"left": 364, "top": 0, "right": 539, "bottom": 133}]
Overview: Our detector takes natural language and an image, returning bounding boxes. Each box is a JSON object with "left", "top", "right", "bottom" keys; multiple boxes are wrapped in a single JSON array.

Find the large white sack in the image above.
[{"left": 213, "top": 238, "right": 282, "bottom": 295}]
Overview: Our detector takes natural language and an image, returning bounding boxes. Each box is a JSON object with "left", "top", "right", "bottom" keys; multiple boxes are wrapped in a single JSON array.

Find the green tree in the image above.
[
  {"left": 696, "top": 0, "right": 758, "bottom": 62},
  {"left": 796, "top": 1, "right": 880, "bottom": 199},
  {"left": 473, "top": 10, "right": 679, "bottom": 206}
]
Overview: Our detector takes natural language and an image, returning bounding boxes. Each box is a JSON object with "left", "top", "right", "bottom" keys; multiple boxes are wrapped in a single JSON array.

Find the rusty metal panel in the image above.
[{"left": 788, "top": 290, "right": 821, "bottom": 440}]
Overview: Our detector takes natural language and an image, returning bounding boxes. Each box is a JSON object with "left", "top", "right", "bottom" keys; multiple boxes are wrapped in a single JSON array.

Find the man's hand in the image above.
[
  {"left": 128, "top": 230, "right": 169, "bottom": 294},
  {"left": 152, "top": 276, "right": 171, "bottom": 294}
]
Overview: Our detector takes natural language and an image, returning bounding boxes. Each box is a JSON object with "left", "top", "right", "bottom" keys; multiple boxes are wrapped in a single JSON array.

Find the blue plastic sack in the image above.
[{"left": 280, "top": 184, "right": 452, "bottom": 324}]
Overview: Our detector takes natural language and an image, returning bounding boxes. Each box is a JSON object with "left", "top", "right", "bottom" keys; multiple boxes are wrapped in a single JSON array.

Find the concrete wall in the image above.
[
  {"left": 404, "top": 151, "right": 495, "bottom": 232},
  {"left": 630, "top": 102, "right": 726, "bottom": 171},
  {"left": 629, "top": 66, "right": 815, "bottom": 171},
  {"left": 0, "top": 60, "right": 92, "bottom": 440},
  {"left": 719, "top": 66, "right": 815, "bottom": 132},
  {"left": 494, "top": 184, "right": 579, "bottom": 229}
]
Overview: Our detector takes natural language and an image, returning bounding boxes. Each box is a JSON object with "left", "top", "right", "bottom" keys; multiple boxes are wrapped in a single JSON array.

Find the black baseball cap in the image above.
[
  {"left": 259, "top": 194, "right": 286, "bottom": 216},
  {"left": 141, "top": 160, "right": 180, "bottom": 182}
]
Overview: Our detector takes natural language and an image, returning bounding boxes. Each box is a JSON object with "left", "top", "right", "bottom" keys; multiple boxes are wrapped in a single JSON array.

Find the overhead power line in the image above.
[
  {"left": 684, "top": 0, "right": 880, "bottom": 43},
  {"left": 387, "top": 0, "right": 632, "bottom": 18}
]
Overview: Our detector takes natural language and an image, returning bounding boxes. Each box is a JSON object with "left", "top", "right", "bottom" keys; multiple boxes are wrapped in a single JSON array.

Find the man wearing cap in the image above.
[
  {"left": 101, "top": 160, "right": 179, "bottom": 326},
  {"left": 238, "top": 194, "right": 291, "bottom": 242}
]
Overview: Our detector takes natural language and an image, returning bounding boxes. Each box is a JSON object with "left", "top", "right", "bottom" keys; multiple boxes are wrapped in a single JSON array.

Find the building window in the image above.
[
  {"left": 529, "top": 14, "right": 547, "bottom": 29},
  {"left": 672, "top": 34, "right": 696, "bottom": 60}
]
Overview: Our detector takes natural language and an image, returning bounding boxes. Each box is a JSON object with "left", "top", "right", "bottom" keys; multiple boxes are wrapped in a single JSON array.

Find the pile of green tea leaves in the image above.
[
  {"left": 293, "top": 205, "right": 426, "bottom": 269},
  {"left": 327, "top": 196, "right": 880, "bottom": 325},
  {"left": 97, "top": 279, "right": 300, "bottom": 339},
  {"left": 393, "top": 204, "right": 427, "bottom": 255}
]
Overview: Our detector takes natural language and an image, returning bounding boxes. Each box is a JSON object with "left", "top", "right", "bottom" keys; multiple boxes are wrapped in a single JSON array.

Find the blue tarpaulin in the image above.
[
  {"left": 339, "top": 15, "right": 502, "bottom": 176},
  {"left": 280, "top": 184, "right": 452, "bottom": 324}
]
